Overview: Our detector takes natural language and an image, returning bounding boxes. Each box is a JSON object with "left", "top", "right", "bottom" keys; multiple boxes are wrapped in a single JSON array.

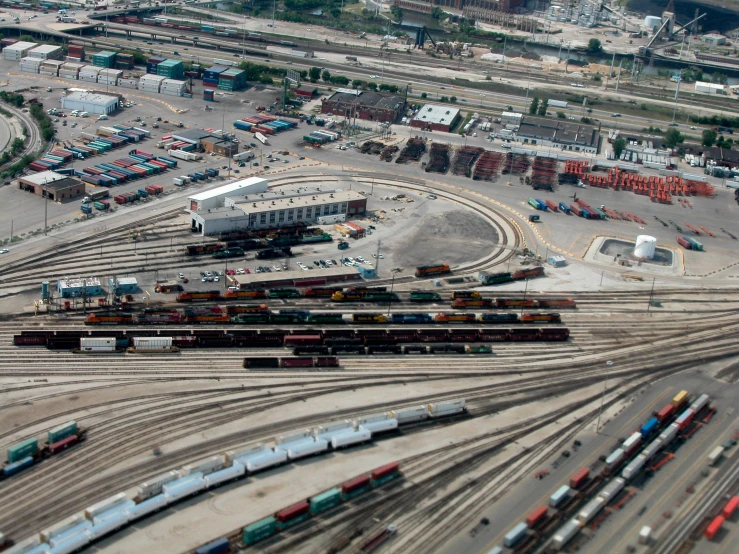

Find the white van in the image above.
[
  {"left": 97, "top": 114, "right": 108, "bottom": 120},
  {"left": 80, "top": 112, "right": 89, "bottom": 118}
]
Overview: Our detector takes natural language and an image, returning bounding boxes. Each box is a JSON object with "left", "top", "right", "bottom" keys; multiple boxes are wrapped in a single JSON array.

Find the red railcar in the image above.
[
  {"left": 13, "top": 335, "right": 48, "bottom": 346},
  {"left": 371, "top": 462, "right": 400, "bottom": 480},
  {"left": 479, "top": 329, "right": 510, "bottom": 341},
  {"left": 279, "top": 357, "right": 314, "bottom": 368},
  {"left": 569, "top": 467, "right": 590, "bottom": 489},
  {"left": 283, "top": 335, "right": 322, "bottom": 346},
  {"left": 47, "top": 434, "right": 80, "bottom": 455},
  {"left": 539, "top": 328, "right": 570, "bottom": 341},
  {"left": 314, "top": 356, "right": 340, "bottom": 367},
  {"left": 526, "top": 505, "right": 548, "bottom": 528},
  {"left": 276, "top": 501, "right": 310, "bottom": 523},
  {"left": 342, "top": 475, "right": 371, "bottom": 494},
  {"left": 656, "top": 404, "right": 676, "bottom": 422},
  {"left": 171, "top": 336, "right": 198, "bottom": 348}
]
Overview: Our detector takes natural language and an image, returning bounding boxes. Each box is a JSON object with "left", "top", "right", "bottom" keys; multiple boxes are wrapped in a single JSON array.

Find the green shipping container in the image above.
[
  {"left": 243, "top": 516, "right": 277, "bottom": 545},
  {"left": 310, "top": 488, "right": 341, "bottom": 514},
  {"left": 527, "top": 198, "right": 541, "bottom": 210},
  {"left": 7, "top": 437, "right": 38, "bottom": 464},
  {"left": 48, "top": 421, "right": 77, "bottom": 444}
]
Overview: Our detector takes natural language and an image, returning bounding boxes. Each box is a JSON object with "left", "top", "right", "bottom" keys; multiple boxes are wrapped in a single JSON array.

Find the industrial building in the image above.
[
  {"left": 17, "top": 171, "right": 85, "bottom": 202},
  {"left": 694, "top": 81, "right": 727, "bottom": 95},
  {"left": 188, "top": 177, "right": 268, "bottom": 212},
  {"left": 702, "top": 34, "right": 727, "bottom": 46},
  {"left": 320, "top": 89, "right": 405, "bottom": 124},
  {"left": 190, "top": 188, "right": 367, "bottom": 235},
  {"left": 686, "top": 146, "right": 739, "bottom": 168},
  {"left": 293, "top": 84, "right": 318, "bottom": 99},
  {"left": 393, "top": 0, "right": 519, "bottom": 13},
  {"left": 109, "top": 277, "right": 138, "bottom": 295},
  {"left": 516, "top": 116, "right": 600, "bottom": 154},
  {"left": 201, "top": 136, "right": 239, "bottom": 157},
  {"left": 57, "top": 277, "right": 103, "bottom": 298},
  {"left": 61, "top": 91, "right": 119, "bottom": 115},
  {"left": 411, "top": 104, "right": 461, "bottom": 133}
]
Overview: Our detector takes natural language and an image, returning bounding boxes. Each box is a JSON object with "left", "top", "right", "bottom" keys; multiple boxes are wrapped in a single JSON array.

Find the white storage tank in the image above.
[
  {"left": 132, "top": 337, "right": 173, "bottom": 351},
  {"left": 634, "top": 235, "right": 657, "bottom": 259},
  {"left": 80, "top": 337, "right": 116, "bottom": 352},
  {"left": 644, "top": 16, "right": 662, "bottom": 29}
]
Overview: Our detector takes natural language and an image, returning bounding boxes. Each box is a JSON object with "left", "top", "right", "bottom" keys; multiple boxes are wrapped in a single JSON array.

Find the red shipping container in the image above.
[
  {"left": 275, "top": 500, "right": 309, "bottom": 523},
  {"left": 526, "top": 505, "right": 548, "bottom": 528},
  {"left": 48, "top": 434, "right": 79, "bottom": 455},
  {"left": 341, "top": 474, "right": 371, "bottom": 494},
  {"left": 371, "top": 462, "right": 399, "bottom": 480},
  {"left": 656, "top": 404, "right": 675, "bottom": 422},
  {"left": 705, "top": 515, "right": 724, "bottom": 540},
  {"left": 569, "top": 467, "right": 590, "bottom": 489},
  {"left": 283, "top": 335, "right": 322, "bottom": 346},
  {"left": 114, "top": 195, "right": 127, "bottom": 204},
  {"left": 723, "top": 496, "right": 739, "bottom": 519}
]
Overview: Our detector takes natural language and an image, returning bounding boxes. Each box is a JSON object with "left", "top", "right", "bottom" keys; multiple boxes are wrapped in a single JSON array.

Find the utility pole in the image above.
[
  {"left": 596, "top": 361, "right": 614, "bottom": 433},
  {"left": 387, "top": 268, "right": 402, "bottom": 316},
  {"left": 647, "top": 277, "right": 656, "bottom": 313},
  {"left": 374, "top": 239, "right": 381, "bottom": 274},
  {"left": 615, "top": 59, "right": 623, "bottom": 92}
]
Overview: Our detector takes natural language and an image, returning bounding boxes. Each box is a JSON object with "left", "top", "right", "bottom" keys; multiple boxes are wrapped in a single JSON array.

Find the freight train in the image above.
[
  {"left": 15, "top": 327, "right": 570, "bottom": 352},
  {"left": 479, "top": 266, "right": 546, "bottom": 286},
  {"left": 2, "top": 421, "right": 85, "bottom": 481},
  {"left": 82, "top": 307, "right": 568, "bottom": 326},
  {"left": 546, "top": 391, "right": 713, "bottom": 552},
  {"left": 6, "top": 400, "right": 464, "bottom": 553}
]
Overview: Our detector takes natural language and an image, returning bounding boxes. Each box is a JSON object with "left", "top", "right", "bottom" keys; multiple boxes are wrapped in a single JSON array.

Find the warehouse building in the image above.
[
  {"left": 411, "top": 104, "right": 461, "bottom": 133},
  {"left": 293, "top": 84, "right": 318, "bottom": 99},
  {"left": 321, "top": 89, "right": 405, "bottom": 123},
  {"left": 188, "top": 177, "right": 268, "bottom": 212},
  {"left": 516, "top": 116, "right": 600, "bottom": 154},
  {"left": 694, "top": 81, "right": 727, "bottom": 95},
  {"left": 61, "top": 91, "right": 119, "bottom": 115},
  {"left": 190, "top": 188, "right": 367, "bottom": 235},
  {"left": 57, "top": 277, "right": 103, "bottom": 298},
  {"left": 18, "top": 171, "right": 85, "bottom": 202}
]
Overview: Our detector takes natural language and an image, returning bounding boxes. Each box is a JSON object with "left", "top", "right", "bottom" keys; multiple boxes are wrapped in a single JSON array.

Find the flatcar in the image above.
[
  {"left": 85, "top": 313, "right": 134, "bottom": 325},
  {"left": 415, "top": 264, "right": 451, "bottom": 278},
  {"left": 520, "top": 312, "right": 561, "bottom": 323},
  {"left": 409, "top": 291, "right": 441, "bottom": 302},
  {"left": 177, "top": 291, "right": 222, "bottom": 303},
  {"left": 434, "top": 313, "right": 476, "bottom": 323}
]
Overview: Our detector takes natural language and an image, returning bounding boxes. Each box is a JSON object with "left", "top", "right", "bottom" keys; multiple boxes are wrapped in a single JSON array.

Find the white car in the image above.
[
  {"left": 236, "top": 268, "right": 245, "bottom": 274},
  {"left": 214, "top": 276, "right": 220, "bottom": 282},
  {"left": 178, "top": 273, "right": 185, "bottom": 279},
  {"left": 346, "top": 257, "right": 354, "bottom": 263},
  {"left": 370, "top": 75, "right": 378, "bottom": 79},
  {"left": 356, "top": 256, "right": 365, "bottom": 263},
  {"left": 0, "top": 249, "right": 8, "bottom": 254},
  {"left": 300, "top": 265, "right": 309, "bottom": 271},
  {"left": 273, "top": 265, "right": 281, "bottom": 271}
]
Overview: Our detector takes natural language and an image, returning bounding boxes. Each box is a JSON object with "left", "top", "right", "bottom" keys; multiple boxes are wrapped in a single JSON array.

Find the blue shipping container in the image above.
[
  {"left": 194, "top": 537, "right": 229, "bottom": 554},
  {"left": 504, "top": 522, "right": 528, "bottom": 548},
  {"left": 640, "top": 417, "right": 659, "bottom": 437},
  {"left": 3, "top": 456, "right": 35, "bottom": 478},
  {"left": 535, "top": 199, "right": 548, "bottom": 211}
]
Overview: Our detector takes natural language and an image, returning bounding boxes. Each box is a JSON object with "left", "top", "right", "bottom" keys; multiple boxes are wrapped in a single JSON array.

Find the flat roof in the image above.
[
  {"left": 4, "top": 41, "right": 37, "bottom": 50},
  {"left": 64, "top": 91, "right": 119, "bottom": 105},
  {"left": 189, "top": 177, "right": 268, "bottom": 202},
  {"left": 235, "top": 190, "right": 364, "bottom": 213},
  {"left": 195, "top": 207, "right": 250, "bottom": 221},
  {"left": 111, "top": 277, "right": 138, "bottom": 285},
  {"left": 41, "top": 177, "right": 82, "bottom": 191},
  {"left": 173, "top": 129, "right": 215, "bottom": 142},
  {"left": 695, "top": 81, "right": 726, "bottom": 89},
  {"left": 58, "top": 277, "right": 101, "bottom": 288},
  {"left": 234, "top": 265, "right": 359, "bottom": 286},
  {"left": 20, "top": 171, "right": 68, "bottom": 185},
  {"left": 413, "top": 104, "right": 461, "bottom": 125},
  {"left": 518, "top": 116, "right": 599, "bottom": 148}
]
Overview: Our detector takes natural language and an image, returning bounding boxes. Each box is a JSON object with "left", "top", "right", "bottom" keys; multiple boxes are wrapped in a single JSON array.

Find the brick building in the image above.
[
  {"left": 18, "top": 171, "right": 85, "bottom": 202},
  {"left": 410, "top": 104, "right": 461, "bottom": 133},
  {"left": 321, "top": 89, "right": 405, "bottom": 123}
]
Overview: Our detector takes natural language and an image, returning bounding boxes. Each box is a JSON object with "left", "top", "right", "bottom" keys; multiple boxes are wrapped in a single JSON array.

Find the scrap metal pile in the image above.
[
  {"left": 380, "top": 145, "right": 399, "bottom": 162},
  {"left": 396, "top": 138, "right": 427, "bottom": 164},
  {"left": 530, "top": 157, "right": 558, "bottom": 191},
  {"left": 472, "top": 151, "right": 504, "bottom": 181},
  {"left": 452, "top": 146, "right": 485, "bottom": 177},
  {"left": 425, "top": 143, "right": 451, "bottom": 174},
  {"left": 502, "top": 153, "right": 531, "bottom": 175},
  {"left": 360, "top": 141, "right": 385, "bottom": 155}
]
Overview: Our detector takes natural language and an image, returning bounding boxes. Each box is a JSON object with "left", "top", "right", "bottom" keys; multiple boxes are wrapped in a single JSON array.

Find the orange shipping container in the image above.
[{"left": 705, "top": 515, "right": 724, "bottom": 540}]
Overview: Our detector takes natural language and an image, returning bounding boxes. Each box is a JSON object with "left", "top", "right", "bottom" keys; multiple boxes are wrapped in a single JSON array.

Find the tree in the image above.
[
  {"left": 587, "top": 38, "right": 602, "bottom": 53},
  {"left": 612, "top": 138, "right": 626, "bottom": 158},
  {"left": 537, "top": 98, "right": 548, "bottom": 116},
  {"left": 711, "top": 72, "right": 728, "bottom": 85},
  {"left": 440, "top": 96, "right": 449, "bottom": 102},
  {"left": 330, "top": 7, "right": 341, "bottom": 18},
  {"left": 390, "top": 5, "right": 403, "bottom": 21},
  {"left": 421, "top": 92, "right": 427, "bottom": 99},
  {"left": 557, "top": 111, "right": 566, "bottom": 119},
  {"left": 329, "top": 75, "right": 349, "bottom": 85},
  {"left": 321, "top": 69, "right": 331, "bottom": 82},
  {"left": 309, "top": 67, "right": 321, "bottom": 83},
  {"left": 450, "top": 96, "right": 457, "bottom": 103},
  {"left": 665, "top": 128, "right": 685, "bottom": 148},
  {"left": 351, "top": 79, "right": 363, "bottom": 89},
  {"left": 430, "top": 7, "right": 444, "bottom": 20},
  {"left": 702, "top": 129, "right": 717, "bottom": 147},
  {"left": 529, "top": 97, "right": 539, "bottom": 115},
  {"left": 367, "top": 82, "right": 378, "bottom": 91}
]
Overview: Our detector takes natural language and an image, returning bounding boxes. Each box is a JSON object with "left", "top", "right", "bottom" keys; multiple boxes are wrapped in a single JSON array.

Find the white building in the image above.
[
  {"left": 189, "top": 188, "right": 367, "bottom": 235},
  {"left": 694, "top": 81, "right": 727, "bottom": 95},
  {"left": 61, "top": 91, "right": 119, "bottom": 115},
  {"left": 187, "top": 177, "right": 269, "bottom": 212}
]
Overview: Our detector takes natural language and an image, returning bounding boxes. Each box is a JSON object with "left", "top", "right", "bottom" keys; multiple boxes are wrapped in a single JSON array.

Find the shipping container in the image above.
[
  {"left": 656, "top": 403, "right": 675, "bottom": 422},
  {"left": 690, "top": 393, "right": 710, "bottom": 414},
  {"left": 723, "top": 496, "right": 739, "bottom": 519},
  {"left": 569, "top": 467, "right": 590, "bottom": 489},
  {"left": 659, "top": 423, "right": 679, "bottom": 445},
  {"left": 526, "top": 505, "right": 548, "bottom": 528},
  {"left": 598, "top": 477, "right": 625, "bottom": 503},
  {"left": 195, "top": 537, "right": 229, "bottom": 554},
  {"left": 622, "top": 454, "right": 647, "bottom": 480},
  {"left": 577, "top": 497, "right": 605, "bottom": 524},
  {"left": 708, "top": 446, "right": 724, "bottom": 466},
  {"left": 549, "top": 485, "right": 571, "bottom": 507},
  {"left": 605, "top": 448, "right": 625, "bottom": 469},
  {"left": 552, "top": 519, "right": 580, "bottom": 551},
  {"left": 504, "top": 522, "right": 528, "bottom": 547},
  {"left": 641, "top": 417, "right": 659, "bottom": 437},
  {"left": 673, "top": 390, "right": 689, "bottom": 408},
  {"left": 7, "top": 437, "right": 38, "bottom": 464},
  {"left": 242, "top": 517, "right": 277, "bottom": 545},
  {"left": 275, "top": 500, "right": 310, "bottom": 526},
  {"left": 705, "top": 515, "right": 724, "bottom": 540},
  {"left": 309, "top": 488, "right": 341, "bottom": 514},
  {"left": 341, "top": 474, "right": 372, "bottom": 499},
  {"left": 48, "top": 421, "right": 77, "bottom": 444}
]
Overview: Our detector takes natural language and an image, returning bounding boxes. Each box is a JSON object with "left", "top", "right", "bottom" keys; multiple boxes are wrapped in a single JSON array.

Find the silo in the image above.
[{"left": 634, "top": 235, "right": 657, "bottom": 259}]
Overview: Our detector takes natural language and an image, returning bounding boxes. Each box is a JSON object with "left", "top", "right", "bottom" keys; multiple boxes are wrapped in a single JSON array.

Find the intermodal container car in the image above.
[
  {"left": 504, "top": 522, "right": 528, "bottom": 547},
  {"left": 341, "top": 474, "right": 371, "bottom": 499},
  {"left": 242, "top": 516, "right": 277, "bottom": 546},
  {"left": 309, "top": 488, "right": 341, "bottom": 514},
  {"left": 275, "top": 500, "right": 310, "bottom": 528},
  {"left": 195, "top": 537, "right": 229, "bottom": 554},
  {"left": 371, "top": 462, "right": 400, "bottom": 486}
]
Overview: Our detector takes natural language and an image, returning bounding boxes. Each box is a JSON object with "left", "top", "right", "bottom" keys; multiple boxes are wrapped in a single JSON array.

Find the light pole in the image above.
[
  {"left": 387, "top": 267, "right": 402, "bottom": 316},
  {"left": 596, "top": 361, "right": 614, "bottom": 434},
  {"left": 671, "top": 69, "right": 684, "bottom": 123}
]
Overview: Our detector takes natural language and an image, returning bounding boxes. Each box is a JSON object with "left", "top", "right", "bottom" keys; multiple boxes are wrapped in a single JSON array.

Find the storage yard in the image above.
[{"left": 2, "top": 4, "right": 739, "bottom": 554}]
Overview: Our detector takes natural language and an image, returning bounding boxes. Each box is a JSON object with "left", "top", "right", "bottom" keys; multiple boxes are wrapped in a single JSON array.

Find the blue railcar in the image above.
[{"left": 640, "top": 417, "right": 659, "bottom": 437}]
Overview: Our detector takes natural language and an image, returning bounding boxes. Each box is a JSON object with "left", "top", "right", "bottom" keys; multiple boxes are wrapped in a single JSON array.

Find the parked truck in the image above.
[
  {"left": 168, "top": 149, "right": 202, "bottom": 161},
  {"left": 233, "top": 150, "right": 255, "bottom": 162}
]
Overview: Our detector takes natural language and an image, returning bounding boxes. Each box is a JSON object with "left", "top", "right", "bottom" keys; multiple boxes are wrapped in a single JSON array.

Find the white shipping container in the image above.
[
  {"left": 225, "top": 445, "right": 264, "bottom": 465},
  {"left": 622, "top": 432, "right": 642, "bottom": 452},
  {"left": 161, "top": 90, "right": 184, "bottom": 97},
  {"left": 243, "top": 449, "right": 287, "bottom": 472},
  {"left": 550, "top": 485, "right": 571, "bottom": 507},
  {"left": 20, "top": 67, "right": 40, "bottom": 74},
  {"left": 91, "top": 500, "right": 135, "bottom": 524},
  {"left": 598, "top": 477, "right": 625, "bottom": 503},
  {"left": 80, "top": 337, "right": 116, "bottom": 348},
  {"left": 690, "top": 394, "right": 709, "bottom": 413},
  {"left": 286, "top": 438, "right": 328, "bottom": 459},
  {"left": 126, "top": 493, "right": 167, "bottom": 521},
  {"left": 605, "top": 448, "right": 624, "bottom": 468},
  {"left": 659, "top": 423, "right": 679, "bottom": 444},
  {"left": 276, "top": 430, "right": 312, "bottom": 446},
  {"left": 180, "top": 455, "right": 225, "bottom": 477},
  {"left": 552, "top": 519, "right": 580, "bottom": 550},
  {"left": 84, "top": 492, "right": 129, "bottom": 520},
  {"left": 428, "top": 398, "right": 466, "bottom": 417},
  {"left": 642, "top": 438, "right": 662, "bottom": 461},
  {"left": 132, "top": 337, "right": 173, "bottom": 350},
  {"left": 639, "top": 525, "right": 651, "bottom": 545},
  {"left": 391, "top": 405, "right": 428, "bottom": 424},
  {"left": 203, "top": 463, "right": 245, "bottom": 488},
  {"left": 313, "top": 421, "right": 353, "bottom": 439},
  {"left": 708, "top": 446, "right": 724, "bottom": 466},
  {"left": 39, "top": 70, "right": 59, "bottom": 77},
  {"left": 331, "top": 428, "right": 371, "bottom": 449},
  {"left": 577, "top": 497, "right": 605, "bottom": 524},
  {"left": 87, "top": 512, "right": 128, "bottom": 541},
  {"left": 353, "top": 418, "right": 397, "bottom": 433},
  {"left": 622, "top": 454, "right": 647, "bottom": 480},
  {"left": 40, "top": 514, "right": 86, "bottom": 542},
  {"left": 137, "top": 470, "right": 180, "bottom": 500}
]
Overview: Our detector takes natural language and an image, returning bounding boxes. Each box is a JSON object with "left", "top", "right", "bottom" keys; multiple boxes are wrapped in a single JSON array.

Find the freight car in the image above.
[
  {"left": 520, "top": 312, "right": 561, "bottom": 323},
  {"left": 176, "top": 291, "right": 222, "bottom": 302},
  {"left": 415, "top": 264, "right": 451, "bottom": 278},
  {"left": 84, "top": 313, "right": 134, "bottom": 325},
  {"left": 2, "top": 422, "right": 86, "bottom": 481}
]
